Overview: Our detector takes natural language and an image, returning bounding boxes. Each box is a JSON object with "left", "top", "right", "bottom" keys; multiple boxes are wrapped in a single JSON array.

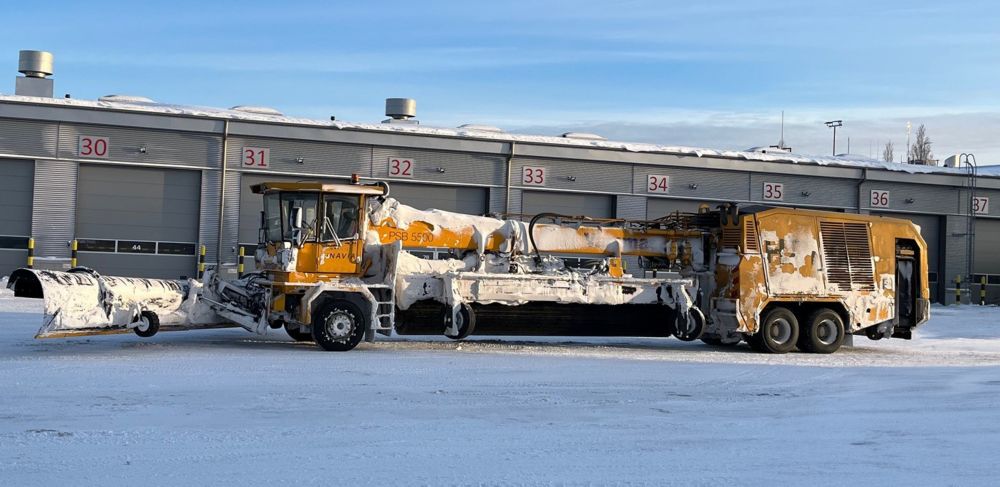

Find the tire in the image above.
[
  {"left": 443, "top": 303, "right": 476, "bottom": 340},
  {"left": 134, "top": 311, "right": 160, "bottom": 338},
  {"left": 311, "top": 299, "right": 366, "bottom": 352},
  {"left": 799, "top": 308, "right": 845, "bottom": 354},
  {"left": 673, "top": 307, "right": 706, "bottom": 341},
  {"left": 748, "top": 307, "right": 799, "bottom": 354},
  {"left": 284, "top": 322, "right": 314, "bottom": 342}
]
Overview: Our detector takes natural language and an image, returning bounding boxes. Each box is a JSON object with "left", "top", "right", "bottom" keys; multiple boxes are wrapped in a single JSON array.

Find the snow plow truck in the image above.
[{"left": 7, "top": 178, "right": 929, "bottom": 354}]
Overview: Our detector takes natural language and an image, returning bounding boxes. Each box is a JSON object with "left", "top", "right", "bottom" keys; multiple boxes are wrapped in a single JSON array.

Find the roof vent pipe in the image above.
[
  {"left": 15, "top": 50, "right": 54, "bottom": 97},
  {"left": 383, "top": 98, "right": 418, "bottom": 124}
]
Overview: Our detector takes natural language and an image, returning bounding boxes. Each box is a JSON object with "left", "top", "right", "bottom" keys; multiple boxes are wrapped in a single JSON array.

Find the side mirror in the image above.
[{"left": 290, "top": 207, "right": 304, "bottom": 246}]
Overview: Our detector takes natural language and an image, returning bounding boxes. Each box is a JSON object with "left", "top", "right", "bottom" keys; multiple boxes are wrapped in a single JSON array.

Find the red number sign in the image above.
[
  {"left": 242, "top": 147, "right": 270, "bottom": 168},
  {"left": 870, "top": 190, "right": 890, "bottom": 208},
  {"left": 647, "top": 175, "right": 670, "bottom": 194},
  {"left": 78, "top": 136, "right": 109, "bottom": 158},
  {"left": 762, "top": 182, "right": 784, "bottom": 201},
  {"left": 974, "top": 196, "right": 990, "bottom": 214},
  {"left": 522, "top": 166, "right": 545, "bottom": 186},
  {"left": 388, "top": 157, "right": 414, "bottom": 177}
]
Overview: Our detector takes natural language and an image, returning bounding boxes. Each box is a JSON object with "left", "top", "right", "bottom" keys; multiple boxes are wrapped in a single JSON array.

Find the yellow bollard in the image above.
[
  {"left": 198, "top": 245, "right": 206, "bottom": 279},
  {"left": 238, "top": 246, "right": 245, "bottom": 278},
  {"left": 70, "top": 239, "right": 78, "bottom": 268},
  {"left": 27, "top": 237, "right": 35, "bottom": 269},
  {"left": 955, "top": 275, "right": 961, "bottom": 305}
]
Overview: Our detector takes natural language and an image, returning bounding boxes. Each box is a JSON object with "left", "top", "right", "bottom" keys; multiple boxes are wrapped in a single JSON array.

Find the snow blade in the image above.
[{"left": 6, "top": 268, "right": 226, "bottom": 338}]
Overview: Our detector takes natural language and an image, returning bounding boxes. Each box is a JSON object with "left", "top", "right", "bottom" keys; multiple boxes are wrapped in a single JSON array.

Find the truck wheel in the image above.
[
  {"left": 311, "top": 300, "right": 365, "bottom": 352},
  {"left": 799, "top": 308, "right": 845, "bottom": 354},
  {"left": 284, "top": 323, "right": 313, "bottom": 342},
  {"left": 134, "top": 311, "right": 159, "bottom": 338},
  {"left": 748, "top": 307, "right": 799, "bottom": 354},
  {"left": 443, "top": 303, "right": 476, "bottom": 340}
]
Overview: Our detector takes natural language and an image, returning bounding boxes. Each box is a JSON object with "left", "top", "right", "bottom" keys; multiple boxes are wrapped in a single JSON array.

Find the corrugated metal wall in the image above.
[
  {"left": 750, "top": 172, "right": 857, "bottom": 208},
  {"left": 372, "top": 147, "right": 506, "bottom": 186},
  {"left": 58, "top": 124, "right": 220, "bottom": 168},
  {"left": 634, "top": 165, "right": 749, "bottom": 202},
  {"left": 199, "top": 170, "right": 221, "bottom": 263},
  {"left": 32, "top": 159, "right": 77, "bottom": 259},
  {"left": 512, "top": 157, "right": 631, "bottom": 193},
  {"left": 227, "top": 136, "right": 369, "bottom": 176},
  {"left": 0, "top": 119, "right": 58, "bottom": 158}
]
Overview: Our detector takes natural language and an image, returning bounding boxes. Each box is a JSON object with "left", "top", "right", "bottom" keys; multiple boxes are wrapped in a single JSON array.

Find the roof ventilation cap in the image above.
[
  {"left": 383, "top": 98, "right": 417, "bottom": 124},
  {"left": 18, "top": 50, "right": 53, "bottom": 78}
]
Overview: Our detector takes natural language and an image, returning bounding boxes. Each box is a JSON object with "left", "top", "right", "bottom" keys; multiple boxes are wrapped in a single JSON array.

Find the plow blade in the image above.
[{"left": 6, "top": 268, "right": 228, "bottom": 338}]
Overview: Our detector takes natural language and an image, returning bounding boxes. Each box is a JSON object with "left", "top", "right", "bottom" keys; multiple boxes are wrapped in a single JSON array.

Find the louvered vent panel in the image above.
[
  {"left": 744, "top": 219, "right": 759, "bottom": 253},
  {"left": 721, "top": 227, "right": 741, "bottom": 250},
  {"left": 820, "top": 221, "right": 875, "bottom": 291}
]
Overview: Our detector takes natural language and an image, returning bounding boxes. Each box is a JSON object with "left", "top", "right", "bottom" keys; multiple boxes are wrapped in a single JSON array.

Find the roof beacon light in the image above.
[{"left": 351, "top": 173, "right": 361, "bottom": 184}]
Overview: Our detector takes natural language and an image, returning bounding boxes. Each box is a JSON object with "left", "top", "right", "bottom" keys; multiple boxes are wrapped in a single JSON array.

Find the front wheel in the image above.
[
  {"left": 748, "top": 307, "right": 799, "bottom": 354},
  {"left": 799, "top": 308, "right": 845, "bottom": 354},
  {"left": 311, "top": 300, "right": 365, "bottom": 352}
]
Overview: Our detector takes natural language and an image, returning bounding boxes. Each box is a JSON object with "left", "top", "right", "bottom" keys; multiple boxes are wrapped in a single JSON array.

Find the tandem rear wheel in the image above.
[
  {"left": 798, "top": 308, "right": 845, "bottom": 354},
  {"left": 748, "top": 307, "right": 799, "bottom": 354}
]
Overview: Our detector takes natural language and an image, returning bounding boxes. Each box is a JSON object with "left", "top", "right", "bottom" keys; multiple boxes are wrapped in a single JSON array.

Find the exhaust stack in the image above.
[
  {"left": 15, "top": 50, "right": 54, "bottom": 97},
  {"left": 383, "top": 98, "right": 418, "bottom": 124}
]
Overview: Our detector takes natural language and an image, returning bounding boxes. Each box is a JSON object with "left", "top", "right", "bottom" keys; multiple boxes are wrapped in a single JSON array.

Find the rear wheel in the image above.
[
  {"left": 443, "top": 303, "right": 476, "bottom": 340},
  {"left": 311, "top": 300, "right": 365, "bottom": 352},
  {"left": 748, "top": 307, "right": 799, "bottom": 354},
  {"left": 284, "top": 322, "right": 313, "bottom": 342},
  {"left": 799, "top": 308, "right": 845, "bottom": 354}
]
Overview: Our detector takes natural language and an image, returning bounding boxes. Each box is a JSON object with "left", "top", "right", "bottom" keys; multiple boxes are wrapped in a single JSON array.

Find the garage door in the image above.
[
  {"left": 647, "top": 198, "right": 716, "bottom": 218},
  {"left": 874, "top": 212, "right": 942, "bottom": 302},
  {"left": 75, "top": 165, "right": 201, "bottom": 279},
  {"left": 0, "top": 159, "right": 33, "bottom": 277},
  {"left": 521, "top": 191, "right": 614, "bottom": 219},
  {"left": 387, "top": 182, "right": 487, "bottom": 215}
]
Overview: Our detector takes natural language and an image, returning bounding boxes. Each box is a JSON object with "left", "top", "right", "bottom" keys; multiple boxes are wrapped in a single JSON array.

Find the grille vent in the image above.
[
  {"left": 820, "top": 221, "right": 874, "bottom": 291},
  {"left": 721, "top": 227, "right": 741, "bottom": 250},
  {"left": 744, "top": 219, "right": 759, "bottom": 253}
]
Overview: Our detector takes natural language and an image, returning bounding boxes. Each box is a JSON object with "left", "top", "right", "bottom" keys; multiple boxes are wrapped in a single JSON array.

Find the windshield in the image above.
[
  {"left": 321, "top": 194, "right": 361, "bottom": 241},
  {"left": 280, "top": 192, "right": 319, "bottom": 242}
]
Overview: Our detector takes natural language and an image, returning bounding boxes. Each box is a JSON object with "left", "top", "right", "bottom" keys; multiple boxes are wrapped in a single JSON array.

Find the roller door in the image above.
[
  {"left": 647, "top": 198, "right": 715, "bottom": 218},
  {"left": 521, "top": 191, "right": 614, "bottom": 219},
  {"left": 974, "top": 218, "right": 1000, "bottom": 304},
  {"left": 75, "top": 165, "right": 201, "bottom": 279},
  {"left": 873, "top": 212, "right": 942, "bottom": 302},
  {"left": 386, "top": 182, "right": 487, "bottom": 215},
  {"left": 0, "top": 159, "right": 33, "bottom": 277}
]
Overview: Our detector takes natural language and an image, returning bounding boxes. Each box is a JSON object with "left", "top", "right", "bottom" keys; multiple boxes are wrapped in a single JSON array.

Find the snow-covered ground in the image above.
[{"left": 2, "top": 286, "right": 999, "bottom": 486}]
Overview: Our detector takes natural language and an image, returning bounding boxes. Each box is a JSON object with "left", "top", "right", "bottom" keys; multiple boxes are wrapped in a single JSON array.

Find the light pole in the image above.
[
  {"left": 825, "top": 120, "right": 843, "bottom": 156},
  {"left": 906, "top": 121, "right": 911, "bottom": 163}
]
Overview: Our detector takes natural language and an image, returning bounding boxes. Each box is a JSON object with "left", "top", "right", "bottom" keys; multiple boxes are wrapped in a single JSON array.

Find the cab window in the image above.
[{"left": 321, "top": 194, "right": 361, "bottom": 241}]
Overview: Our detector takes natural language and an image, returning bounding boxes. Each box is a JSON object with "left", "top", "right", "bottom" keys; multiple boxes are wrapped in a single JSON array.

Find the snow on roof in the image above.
[{"left": 0, "top": 93, "right": 992, "bottom": 178}]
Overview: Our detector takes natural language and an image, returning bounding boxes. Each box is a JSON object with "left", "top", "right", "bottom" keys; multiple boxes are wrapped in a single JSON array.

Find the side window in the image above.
[{"left": 321, "top": 194, "right": 360, "bottom": 241}]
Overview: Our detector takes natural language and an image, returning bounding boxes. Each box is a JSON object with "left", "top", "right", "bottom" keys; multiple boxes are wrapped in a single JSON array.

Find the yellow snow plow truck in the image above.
[{"left": 7, "top": 179, "right": 929, "bottom": 354}]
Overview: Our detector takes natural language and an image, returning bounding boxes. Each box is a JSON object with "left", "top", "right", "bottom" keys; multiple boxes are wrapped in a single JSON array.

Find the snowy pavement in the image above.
[{"left": 2, "top": 289, "right": 1000, "bottom": 486}]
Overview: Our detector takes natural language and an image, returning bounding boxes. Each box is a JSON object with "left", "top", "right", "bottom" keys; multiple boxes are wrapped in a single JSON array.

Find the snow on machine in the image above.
[{"left": 7, "top": 178, "right": 929, "bottom": 353}]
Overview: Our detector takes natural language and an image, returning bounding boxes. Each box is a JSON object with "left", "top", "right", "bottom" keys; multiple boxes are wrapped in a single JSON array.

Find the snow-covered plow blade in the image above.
[{"left": 6, "top": 268, "right": 229, "bottom": 338}]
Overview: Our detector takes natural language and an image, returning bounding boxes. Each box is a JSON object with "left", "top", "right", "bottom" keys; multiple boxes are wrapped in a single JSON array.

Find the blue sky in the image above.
[{"left": 4, "top": 1, "right": 999, "bottom": 161}]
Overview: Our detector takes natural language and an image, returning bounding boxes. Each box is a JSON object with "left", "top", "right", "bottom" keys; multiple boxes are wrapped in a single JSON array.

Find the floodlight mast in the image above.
[{"left": 825, "top": 120, "right": 843, "bottom": 156}]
